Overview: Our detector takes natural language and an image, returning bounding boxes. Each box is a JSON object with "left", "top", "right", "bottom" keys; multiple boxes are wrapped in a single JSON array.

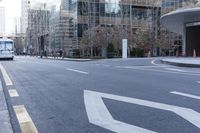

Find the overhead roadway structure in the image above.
[{"left": 161, "top": 8, "right": 200, "bottom": 56}]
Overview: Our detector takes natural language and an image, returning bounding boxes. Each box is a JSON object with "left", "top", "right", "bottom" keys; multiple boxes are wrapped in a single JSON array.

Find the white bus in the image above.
[{"left": 0, "top": 38, "right": 14, "bottom": 60}]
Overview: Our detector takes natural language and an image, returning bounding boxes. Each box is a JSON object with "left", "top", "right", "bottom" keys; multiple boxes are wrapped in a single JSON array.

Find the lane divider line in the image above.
[
  {"left": 66, "top": 68, "right": 89, "bottom": 75},
  {"left": 8, "top": 89, "right": 19, "bottom": 97},
  {"left": 170, "top": 91, "right": 200, "bottom": 100},
  {"left": 165, "top": 68, "right": 186, "bottom": 72},
  {"left": 0, "top": 64, "right": 13, "bottom": 86},
  {"left": 13, "top": 105, "right": 38, "bottom": 133},
  {"left": 197, "top": 81, "right": 200, "bottom": 84}
]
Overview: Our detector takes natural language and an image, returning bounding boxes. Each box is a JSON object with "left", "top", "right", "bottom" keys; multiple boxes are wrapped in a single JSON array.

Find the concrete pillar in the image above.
[{"left": 122, "top": 39, "right": 128, "bottom": 59}]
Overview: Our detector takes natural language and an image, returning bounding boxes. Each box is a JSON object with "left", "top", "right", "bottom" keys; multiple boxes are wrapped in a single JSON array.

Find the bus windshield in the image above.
[
  {"left": 5, "top": 42, "right": 13, "bottom": 51},
  {"left": 0, "top": 41, "right": 14, "bottom": 51}
]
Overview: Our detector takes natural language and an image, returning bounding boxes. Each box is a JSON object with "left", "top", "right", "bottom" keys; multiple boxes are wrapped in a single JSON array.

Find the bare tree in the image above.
[{"left": 81, "top": 26, "right": 105, "bottom": 57}]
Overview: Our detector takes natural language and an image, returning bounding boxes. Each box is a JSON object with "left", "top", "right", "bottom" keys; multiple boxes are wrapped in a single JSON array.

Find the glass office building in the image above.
[
  {"left": 24, "top": 0, "right": 74, "bottom": 56},
  {"left": 162, "top": 0, "right": 199, "bottom": 15},
  {"left": 71, "top": 0, "right": 162, "bottom": 56},
  {"left": 43, "top": 0, "right": 74, "bottom": 57},
  {"left": 25, "top": 0, "right": 162, "bottom": 57}
]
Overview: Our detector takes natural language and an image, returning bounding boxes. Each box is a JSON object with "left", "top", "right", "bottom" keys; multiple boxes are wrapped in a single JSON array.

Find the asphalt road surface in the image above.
[{"left": 1, "top": 56, "right": 200, "bottom": 133}]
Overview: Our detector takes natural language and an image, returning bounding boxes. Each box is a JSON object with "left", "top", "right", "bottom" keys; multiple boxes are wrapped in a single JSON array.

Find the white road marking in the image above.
[
  {"left": 0, "top": 64, "right": 13, "bottom": 86},
  {"left": 84, "top": 90, "right": 200, "bottom": 133},
  {"left": 8, "top": 89, "right": 19, "bottom": 97},
  {"left": 84, "top": 90, "right": 156, "bottom": 133},
  {"left": 14, "top": 105, "right": 38, "bottom": 133},
  {"left": 197, "top": 81, "right": 200, "bottom": 84},
  {"left": 66, "top": 68, "right": 88, "bottom": 74},
  {"left": 116, "top": 65, "right": 166, "bottom": 69},
  {"left": 151, "top": 59, "right": 160, "bottom": 66},
  {"left": 165, "top": 68, "right": 186, "bottom": 72},
  {"left": 122, "top": 66, "right": 200, "bottom": 76},
  {"left": 170, "top": 91, "right": 200, "bottom": 100}
]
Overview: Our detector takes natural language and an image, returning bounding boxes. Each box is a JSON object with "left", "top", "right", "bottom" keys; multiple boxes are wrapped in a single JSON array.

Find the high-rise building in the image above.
[
  {"left": 14, "top": 17, "right": 21, "bottom": 35},
  {"left": 0, "top": 7, "right": 5, "bottom": 37},
  {"left": 26, "top": 2, "right": 50, "bottom": 55},
  {"left": 48, "top": 0, "right": 74, "bottom": 56},
  {"left": 21, "top": 0, "right": 31, "bottom": 34},
  {"left": 61, "top": 0, "right": 71, "bottom": 10}
]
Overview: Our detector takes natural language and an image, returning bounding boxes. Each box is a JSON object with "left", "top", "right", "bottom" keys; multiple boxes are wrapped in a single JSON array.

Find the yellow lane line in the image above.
[
  {"left": 8, "top": 89, "right": 19, "bottom": 97},
  {"left": 13, "top": 105, "right": 38, "bottom": 133}
]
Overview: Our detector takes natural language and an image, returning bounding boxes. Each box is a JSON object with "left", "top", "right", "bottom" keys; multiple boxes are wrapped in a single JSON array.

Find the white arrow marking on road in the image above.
[
  {"left": 84, "top": 90, "right": 156, "bottom": 133},
  {"left": 170, "top": 91, "right": 200, "bottom": 100},
  {"left": 84, "top": 90, "right": 200, "bottom": 133}
]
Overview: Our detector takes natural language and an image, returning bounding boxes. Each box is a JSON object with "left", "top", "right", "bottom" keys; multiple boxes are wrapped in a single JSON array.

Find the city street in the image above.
[{"left": 1, "top": 56, "right": 200, "bottom": 133}]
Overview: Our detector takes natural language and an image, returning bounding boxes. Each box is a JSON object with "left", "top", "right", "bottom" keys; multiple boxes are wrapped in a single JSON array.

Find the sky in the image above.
[{"left": 0, "top": 0, "right": 21, "bottom": 35}]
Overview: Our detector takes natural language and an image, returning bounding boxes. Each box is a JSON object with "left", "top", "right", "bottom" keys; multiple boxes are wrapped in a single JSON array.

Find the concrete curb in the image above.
[
  {"left": 42, "top": 57, "right": 96, "bottom": 62},
  {"left": 17, "top": 56, "right": 97, "bottom": 62},
  {"left": 0, "top": 74, "right": 13, "bottom": 133},
  {"left": 161, "top": 59, "right": 200, "bottom": 68},
  {"left": 0, "top": 71, "right": 21, "bottom": 133}
]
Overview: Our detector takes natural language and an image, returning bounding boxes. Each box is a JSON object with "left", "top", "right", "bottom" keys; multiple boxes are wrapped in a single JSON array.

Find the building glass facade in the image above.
[
  {"left": 24, "top": 0, "right": 162, "bottom": 57},
  {"left": 70, "top": 0, "right": 161, "bottom": 56},
  {"left": 48, "top": 0, "right": 74, "bottom": 56}
]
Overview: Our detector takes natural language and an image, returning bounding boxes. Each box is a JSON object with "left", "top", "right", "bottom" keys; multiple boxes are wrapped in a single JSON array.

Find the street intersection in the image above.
[{"left": 0, "top": 56, "right": 200, "bottom": 133}]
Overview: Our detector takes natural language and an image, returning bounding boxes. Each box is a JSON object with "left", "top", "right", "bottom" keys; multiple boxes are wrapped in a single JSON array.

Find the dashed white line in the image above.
[
  {"left": 66, "top": 68, "right": 89, "bottom": 74},
  {"left": 170, "top": 91, "right": 200, "bottom": 100},
  {"left": 8, "top": 89, "right": 19, "bottom": 97},
  {"left": 0, "top": 64, "right": 13, "bottom": 86},
  {"left": 13, "top": 105, "right": 38, "bottom": 133}
]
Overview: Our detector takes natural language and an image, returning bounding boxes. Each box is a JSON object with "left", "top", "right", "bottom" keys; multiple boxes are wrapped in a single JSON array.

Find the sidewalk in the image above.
[
  {"left": 45, "top": 56, "right": 94, "bottom": 62},
  {"left": 161, "top": 57, "right": 200, "bottom": 67},
  {"left": 16, "top": 56, "right": 95, "bottom": 62},
  {"left": 0, "top": 79, "right": 13, "bottom": 133}
]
